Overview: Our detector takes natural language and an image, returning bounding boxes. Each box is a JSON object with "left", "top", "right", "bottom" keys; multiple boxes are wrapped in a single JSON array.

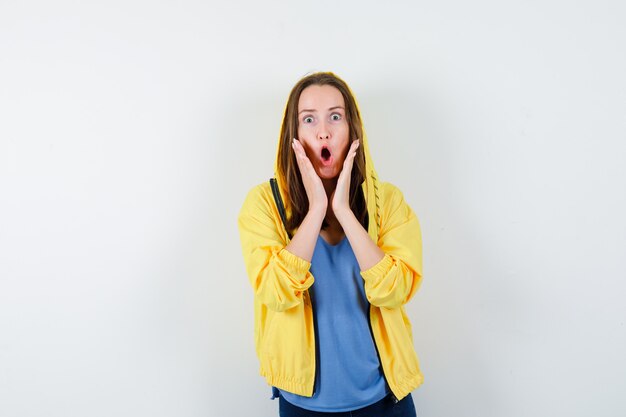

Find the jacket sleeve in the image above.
[
  {"left": 360, "top": 183, "right": 423, "bottom": 309},
  {"left": 237, "top": 184, "right": 314, "bottom": 312}
]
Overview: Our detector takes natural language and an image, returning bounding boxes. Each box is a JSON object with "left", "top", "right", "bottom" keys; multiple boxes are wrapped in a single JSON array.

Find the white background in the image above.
[{"left": 1, "top": 1, "right": 625, "bottom": 416}]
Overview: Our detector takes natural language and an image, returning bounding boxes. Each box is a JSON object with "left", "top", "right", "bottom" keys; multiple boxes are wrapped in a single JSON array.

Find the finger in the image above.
[
  {"left": 344, "top": 147, "right": 358, "bottom": 165},
  {"left": 291, "top": 141, "right": 301, "bottom": 164},
  {"left": 293, "top": 139, "right": 319, "bottom": 181},
  {"left": 292, "top": 138, "right": 301, "bottom": 157},
  {"left": 346, "top": 140, "right": 359, "bottom": 160},
  {"left": 351, "top": 142, "right": 359, "bottom": 156},
  {"left": 292, "top": 142, "right": 308, "bottom": 175},
  {"left": 292, "top": 139, "right": 308, "bottom": 164},
  {"left": 293, "top": 139, "right": 309, "bottom": 161},
  {"left": 293, "top": 140, "right": 311, "bottom": 168}
]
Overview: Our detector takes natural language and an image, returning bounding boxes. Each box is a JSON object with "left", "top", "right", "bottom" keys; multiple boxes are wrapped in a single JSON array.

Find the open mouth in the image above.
[
  {"left": 320, "top": 147, "right": 333, "bottom": 166},
  {"left": 321, "top": 147, "right": 331, "bottom": 161}
]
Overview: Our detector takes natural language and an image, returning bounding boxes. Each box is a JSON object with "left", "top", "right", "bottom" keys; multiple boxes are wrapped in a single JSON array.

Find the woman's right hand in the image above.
[{"left": 292, "top": 138, "right": 327, "bottom": 215}]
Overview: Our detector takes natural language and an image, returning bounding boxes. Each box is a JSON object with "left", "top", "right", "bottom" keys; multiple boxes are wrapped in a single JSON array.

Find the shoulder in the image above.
[
  {"left": 242, "top": 181, "right": 273, "bottom": 202},
  {"left": 378, "top": 181, "right": 407, "bottom": 208},
  {"left": 238, "top": 181, "right": 274, "bottom": 218},
  {"left": 238, "top": 181, "right": 289, "bottom": 243},
  {"left": 377, "top": 181, "right": 419, "bottom": 223}
]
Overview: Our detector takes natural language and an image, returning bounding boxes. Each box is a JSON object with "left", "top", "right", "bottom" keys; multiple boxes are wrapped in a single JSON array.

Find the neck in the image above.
[
  {"left": 321, "top": 177, "right": 342, "bottom": 230},
  {"left": 322, "top": 177, "right": 338, "bottom": 199}
]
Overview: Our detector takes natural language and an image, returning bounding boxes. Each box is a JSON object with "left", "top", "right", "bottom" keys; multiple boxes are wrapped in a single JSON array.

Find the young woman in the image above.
[{"left": 238, "top": 72, "right": 424, "bottom": 417}]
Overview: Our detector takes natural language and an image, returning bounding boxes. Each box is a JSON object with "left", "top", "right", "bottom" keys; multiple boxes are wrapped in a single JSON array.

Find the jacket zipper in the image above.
[
  {"left": 270, "top": 178, "right": 288, "bottom": 229},
  {"left": 307, "top": 289, "right": 317, "bottom": 396}
]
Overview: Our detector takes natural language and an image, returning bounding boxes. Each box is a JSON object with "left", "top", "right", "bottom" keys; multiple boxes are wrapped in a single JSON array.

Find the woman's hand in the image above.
[
  {"left": 330, "top": 139, "right": 360, "bottom": 219},
  {"left": 292, "top": 138, "right": 327, "bottom": 214}
]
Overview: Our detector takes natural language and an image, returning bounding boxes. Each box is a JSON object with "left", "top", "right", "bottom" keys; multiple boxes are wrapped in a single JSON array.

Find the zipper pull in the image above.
[{"left": 391, "top": 393, "right": 399, "bottom": 404}]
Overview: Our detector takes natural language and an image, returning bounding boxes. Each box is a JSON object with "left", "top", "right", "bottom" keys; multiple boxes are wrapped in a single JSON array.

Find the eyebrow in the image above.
[{"left": 298, "top": 106, "right": 345, "bottom": 114}]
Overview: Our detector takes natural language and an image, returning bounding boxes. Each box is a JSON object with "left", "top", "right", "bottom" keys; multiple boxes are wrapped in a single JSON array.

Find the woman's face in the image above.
[{"left": 297, "top": 84, "right": 350, "bottom": 180}]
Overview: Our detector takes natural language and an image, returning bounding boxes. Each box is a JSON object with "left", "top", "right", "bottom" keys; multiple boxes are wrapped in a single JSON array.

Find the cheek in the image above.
[
  {"left": 297, "top": 138, "right": 315, "bottom": 157},
  {"left": 337, "top": 122, "right": 350, "bottom": 139},
  {"left": 338, "top": 126, "right": 351, "bottom": 155},
  {"left": 339, "top": 143, "right": 350, "bottom": 160},
  {"left": 297, "top": 125, "right": 312, "bottom": 141}
]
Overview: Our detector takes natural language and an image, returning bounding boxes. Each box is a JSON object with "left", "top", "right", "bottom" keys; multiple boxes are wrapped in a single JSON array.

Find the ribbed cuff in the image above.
[
  {"left": 360, "top": 253, "right": 393, "bottom": 284},
  {"left": 279, "top": 248, "right": 313, "bottom": 288}
]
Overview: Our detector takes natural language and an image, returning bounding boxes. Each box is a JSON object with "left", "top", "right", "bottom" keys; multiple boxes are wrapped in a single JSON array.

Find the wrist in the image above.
[
  {"left": 334, "top": 207, "right": 354, "bottom": 224},
  {"left": 308, "top": 204, "right": 327, "bottom": 220}
]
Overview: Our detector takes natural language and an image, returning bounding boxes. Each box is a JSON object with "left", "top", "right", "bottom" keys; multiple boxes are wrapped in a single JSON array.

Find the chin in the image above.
[{"left": 316, "top": 166, "right": 340, "bottom": 179}]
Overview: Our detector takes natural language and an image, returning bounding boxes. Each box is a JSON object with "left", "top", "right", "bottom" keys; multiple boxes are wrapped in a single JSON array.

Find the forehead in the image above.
[{"left": 298, "top": 85, "right": 345, "bottom": 111}]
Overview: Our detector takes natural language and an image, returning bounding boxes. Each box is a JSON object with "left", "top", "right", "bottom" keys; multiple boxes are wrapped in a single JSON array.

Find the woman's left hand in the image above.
[{"left": 330, "top": 139, "right": 360, "bottom": 219}]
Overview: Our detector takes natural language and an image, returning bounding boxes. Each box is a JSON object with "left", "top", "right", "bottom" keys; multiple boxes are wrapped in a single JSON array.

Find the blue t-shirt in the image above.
[{"left": 278, "top": 234, "right": 389, "bottom": 412}]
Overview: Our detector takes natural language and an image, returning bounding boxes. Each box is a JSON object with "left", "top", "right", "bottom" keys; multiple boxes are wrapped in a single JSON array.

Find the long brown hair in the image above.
[{"left": 277, "top": 72, "right": 368, "bottom": 235}]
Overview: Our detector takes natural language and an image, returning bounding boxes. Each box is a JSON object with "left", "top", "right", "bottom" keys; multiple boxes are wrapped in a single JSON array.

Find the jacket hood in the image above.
[{"left": 272, "top": 79, "right": 382, "bottom": 243}]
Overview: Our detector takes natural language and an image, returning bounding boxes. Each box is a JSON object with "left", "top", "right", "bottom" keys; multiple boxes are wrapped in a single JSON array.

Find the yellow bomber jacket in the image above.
[{"left": 237, "top": 89, "right": 423, "bottom": 401}]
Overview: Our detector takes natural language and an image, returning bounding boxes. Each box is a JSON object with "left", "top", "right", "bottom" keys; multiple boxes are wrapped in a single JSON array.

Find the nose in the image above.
[{"left": 317, "top": 121, "right": 330, "bottom": 140}]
